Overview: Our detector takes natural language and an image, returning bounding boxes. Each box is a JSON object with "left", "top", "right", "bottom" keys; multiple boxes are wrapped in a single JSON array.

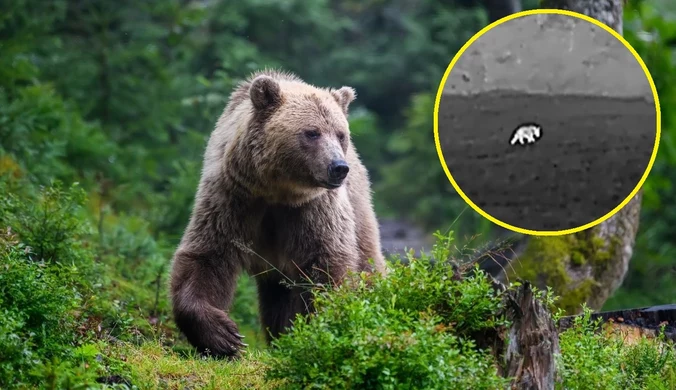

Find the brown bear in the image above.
[{"left": 169, "top": 69, "right": 386, "bottom": 358}]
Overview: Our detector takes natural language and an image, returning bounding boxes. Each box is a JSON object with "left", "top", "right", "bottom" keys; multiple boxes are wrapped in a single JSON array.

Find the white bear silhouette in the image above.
[{"left": 510, "top": 124, "right": 542, "bottom": 146}]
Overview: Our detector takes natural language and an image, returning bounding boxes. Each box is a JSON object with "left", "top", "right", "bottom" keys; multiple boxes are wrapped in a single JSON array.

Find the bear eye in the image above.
[
  {"left": 304, "top": 129, "right": 321, "bottom": 140},
  {"left": 337, "top": 132, "right": 346, "bottom": 142}
]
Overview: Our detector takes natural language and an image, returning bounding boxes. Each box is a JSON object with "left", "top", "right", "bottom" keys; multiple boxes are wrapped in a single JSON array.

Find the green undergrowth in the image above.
[
  {"left": 1, "top": 176, "right": 675, "bottom": 389},
  {"left": 0, "top": 170, "right": 266, "bottom": 389},
  {"left": 264, "top": 233, "right": 676, "bottom": 390},
  {"left": 557, "top": 308, "right": 676, "bottom": 390},
  {"left": 265, "top": 236, "right": 510, "bottom": 390}
]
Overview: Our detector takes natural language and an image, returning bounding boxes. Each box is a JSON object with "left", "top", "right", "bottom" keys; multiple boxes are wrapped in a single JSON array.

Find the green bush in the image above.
[
  {"left": 2, "top": 181, "right": 94, "bottom": 265},
  {"left": 265, "top": 231, "right": 676, "bottom": 390},
  {"left": 0, "top": 178, "right": 111, "bottom": 388},
  {"left": 0, "top": 237, "right": 86, "bottom": 387},
  {"left": 557, "top": 307, "right": 676, "bottom": 390},
  {"left": 0, "top": 308, "right": 34, "bottom": 385},
  {"left": 622, "top": 337, "right": 676, "bottom": 389},
  {"left": 265, "top": 232, "right": 509, "bottom": 390}
]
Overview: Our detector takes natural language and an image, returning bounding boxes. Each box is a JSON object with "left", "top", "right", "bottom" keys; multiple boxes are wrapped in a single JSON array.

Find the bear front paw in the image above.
[
  {"left": 200, "top": 315, "right": 248, "bottom": 359},
  {"left": 175, "top": 306, "right": 248, "bottom": 359}
]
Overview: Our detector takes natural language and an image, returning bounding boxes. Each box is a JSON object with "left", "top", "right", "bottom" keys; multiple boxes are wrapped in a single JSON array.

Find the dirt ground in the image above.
[{"left": 437, "top": 91, "right": 656, "bottom": 232}]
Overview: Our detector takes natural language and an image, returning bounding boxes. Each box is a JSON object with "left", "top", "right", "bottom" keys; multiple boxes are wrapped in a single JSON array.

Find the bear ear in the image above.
[
  {"left": 250, "top": 75, "right": 283, "bottom": 111},
  {"left": 331, "top": 86, "right": 357, "bottom": 115}
]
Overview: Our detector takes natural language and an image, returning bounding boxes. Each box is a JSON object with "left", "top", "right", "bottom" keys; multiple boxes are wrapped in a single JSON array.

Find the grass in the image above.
[{"left": 104, "top": 341, "right": 277, "bottom": 390}]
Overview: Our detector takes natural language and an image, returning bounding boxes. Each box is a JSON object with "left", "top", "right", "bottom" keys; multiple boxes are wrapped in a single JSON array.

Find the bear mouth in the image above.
[{"left": 320, "top": 181, "right": 343, "bottom": 190}]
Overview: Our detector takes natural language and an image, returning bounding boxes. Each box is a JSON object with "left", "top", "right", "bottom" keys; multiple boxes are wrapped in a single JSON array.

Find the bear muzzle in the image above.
[{"left": 325, "top": 160, "right": 350, "bottom": 188}]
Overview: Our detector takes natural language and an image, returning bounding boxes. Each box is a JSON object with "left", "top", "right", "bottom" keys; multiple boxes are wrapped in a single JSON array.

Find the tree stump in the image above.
[{"left": 501, "top": 281, "right": 561, "bottom": 390}]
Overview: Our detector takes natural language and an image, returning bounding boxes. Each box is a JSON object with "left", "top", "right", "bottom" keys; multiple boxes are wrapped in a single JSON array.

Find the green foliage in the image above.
[
  {"left": 557, "top": 309, "right": 626, "bottom": 388},
  {"left": 266, "top": 232, "right": 508, "bottom": 390},
  {"left": 0, "top": 170, "right": 261, "bottom": 387},
  {"left": 2, "top": 181, "right": 93, "bottom": 265},
  {"left": 0, "top": 183, "right": 100, "bottom": 388},
  {"left": 0, "top": 309, "right": 33, "bottom": 386},
  {"left": 29, "top": 352, "right": 107, "bottom": 390},
  {"left": 557, "top": 306, "right": 676, "bottom": 389},
  {"left": 0, "top": 85, "right": 117, "bottom": 186},
  {"left": 266, "top": 231, "right": 676, "bottom": 389},
  {"left": 0, "top": 245, "right": 81, "bottom": 354}
]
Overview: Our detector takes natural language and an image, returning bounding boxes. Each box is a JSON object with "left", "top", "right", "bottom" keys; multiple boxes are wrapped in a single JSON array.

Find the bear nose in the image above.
[{"left": 328, "top": 160, "right": 350, "bottom": 182}]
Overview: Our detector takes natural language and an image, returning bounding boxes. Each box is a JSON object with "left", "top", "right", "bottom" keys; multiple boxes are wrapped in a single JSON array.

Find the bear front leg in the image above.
[{"left": 170, "top": 246, "right": 247, "bottom": 358}]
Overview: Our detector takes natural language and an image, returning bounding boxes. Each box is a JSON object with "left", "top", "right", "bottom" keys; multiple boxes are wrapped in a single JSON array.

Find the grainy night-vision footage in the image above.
[{"left": 435, "top": 13, "right": 658, "bottom": 233}]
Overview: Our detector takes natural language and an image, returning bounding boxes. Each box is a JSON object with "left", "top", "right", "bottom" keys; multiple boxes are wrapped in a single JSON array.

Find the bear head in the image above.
[{"left": 241, "top": 72, "right": 357, "bottom": 204}]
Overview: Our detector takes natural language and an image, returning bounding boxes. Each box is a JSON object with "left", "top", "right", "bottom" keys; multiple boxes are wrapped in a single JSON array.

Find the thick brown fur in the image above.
[{"left": 169, "top": 69, "right": 386, "bottom": 358}]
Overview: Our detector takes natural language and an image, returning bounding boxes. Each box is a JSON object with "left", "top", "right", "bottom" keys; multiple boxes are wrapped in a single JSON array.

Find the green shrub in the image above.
[
  {"left": 0, "top": 178, "right": 109, "bottom": 388},
  {"left": 557, "top": 308, "right": 626, "bottom": 389},
  {"left": 0, "top": 239, "right": 84, "bottom": 387},
  {"left": 28, "top": 343, "right": 108, "bottom": 390},
  {"left": 265, "top": 231, "right": 676, "bottom": 390},
  {"left": 265, "top": 231, "right": 509, "bottom": 390},
  {"left": 0, "top": 308, "right": 34, "bottom": 385},
  {"left": 622, "top": 336, "right": 676, "bottom": 389},
  {"left": 557, "top": 306, "right": 676, "bottom": 390},
  {"left": 0, "top": 178, "right": 95, "bottom": 266}
]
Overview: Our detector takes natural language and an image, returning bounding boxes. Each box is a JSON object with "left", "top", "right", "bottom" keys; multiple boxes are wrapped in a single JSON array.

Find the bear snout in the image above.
[{"left": 327, "top": 160, "right": 350, "bottom": 187}]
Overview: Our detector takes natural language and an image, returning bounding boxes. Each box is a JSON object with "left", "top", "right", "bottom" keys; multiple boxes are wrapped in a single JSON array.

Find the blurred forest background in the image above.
[{"left": 1, "top": 0, "right": 676, "bottom": 386}]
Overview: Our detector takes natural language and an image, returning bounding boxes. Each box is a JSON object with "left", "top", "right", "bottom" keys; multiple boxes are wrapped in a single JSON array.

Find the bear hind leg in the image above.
[{"left": 256, "top": 279, "right": 312, "bottom": 343}]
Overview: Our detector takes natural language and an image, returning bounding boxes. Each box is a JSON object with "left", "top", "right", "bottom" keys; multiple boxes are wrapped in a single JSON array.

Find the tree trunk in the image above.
[
  {"left": 484, "top": 0, "right": 523, "bottom": 22},
  {"left": 505, "top": 0, "right": 636, "bottom": 314},
  {"left": 541, "top": 0, "right": 624, "bottom": 33}
]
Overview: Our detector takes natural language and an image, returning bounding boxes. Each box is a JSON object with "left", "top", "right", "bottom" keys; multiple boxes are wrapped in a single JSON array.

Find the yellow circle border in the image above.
[{"left": 433, "top": 9, "right": 661, "bottom": 237}]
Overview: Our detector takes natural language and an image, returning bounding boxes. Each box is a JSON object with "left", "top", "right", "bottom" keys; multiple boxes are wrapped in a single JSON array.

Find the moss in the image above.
[
  {"left": 510, "top": 230, "right": 615, "bottom": 314},
  {"left": 512, "top": 235, "right": 573, "bottom": 287},
  {"left": 571, "top": 251, "right": 586, "bottom": 266},
  {"left": 557, "top": 279, "right": 598, "bottom": 314},
  {"left": 587, "top": 236, "right": 613, "bottom": 265}
]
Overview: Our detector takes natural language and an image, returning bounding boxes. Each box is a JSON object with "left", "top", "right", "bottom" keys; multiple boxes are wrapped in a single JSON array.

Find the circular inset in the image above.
[{"left": 434, "top": 9, "right": 660, "bottom": 235}]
